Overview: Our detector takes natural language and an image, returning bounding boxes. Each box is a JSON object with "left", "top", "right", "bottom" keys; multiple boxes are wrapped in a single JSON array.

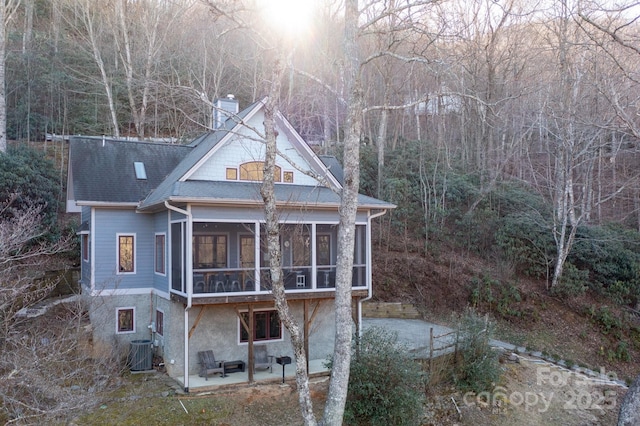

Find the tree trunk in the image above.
[
  {"left": 618, "top": 374, "right": 640, "bottom": 426},
  {"left": 0, "top": 0, "right": 5, "bottom": 153},
  {"left": 22, "top": 0, "right": 33, "bottom": 54},
  {"left": 376, "top": 104, "right": 388, "bottom": 199},
  {"left": 260, "top": 50, "right": 316, "bottom": 425},
  {"left": 322, "top": 0, "right": 361, "bottom": 423},
  {"left": 81, "top": 4, "right": 120, "bottom": 137}
]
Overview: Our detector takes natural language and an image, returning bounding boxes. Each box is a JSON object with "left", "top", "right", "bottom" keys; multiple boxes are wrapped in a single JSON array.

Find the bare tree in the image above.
[
  {"left": 60, "top": 0, "right": 121, "bottom": 137},
  {"left": 114, "top": 0, "right": 191, "bottom": 138},
  {"left": 0, "top": 0, "right": 20, "bottom": 152},
  {"left": 0, "top": 200, "right": 122, "bottom": 423}
]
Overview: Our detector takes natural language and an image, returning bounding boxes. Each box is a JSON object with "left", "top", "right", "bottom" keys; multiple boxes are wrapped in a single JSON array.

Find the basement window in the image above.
[
  {"left": 239, "top": 309, "right": 282, "bottom": 343},
  {"left": 134, "top": 161, "right": 147, "bottom": 180}
]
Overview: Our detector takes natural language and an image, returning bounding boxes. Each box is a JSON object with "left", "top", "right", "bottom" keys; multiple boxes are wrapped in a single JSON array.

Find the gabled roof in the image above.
[
  {"left": 319, "top": 156, "right": 345, "bottom": 186},
  {"left": 67, "top": 98, "right": 395, "bottom": 212}
]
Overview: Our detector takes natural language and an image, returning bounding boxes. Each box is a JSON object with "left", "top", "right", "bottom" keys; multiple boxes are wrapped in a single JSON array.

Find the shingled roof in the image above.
[
  {"left": 68, "top": 137, "right": 190, "bottom": 204},
  {"left": 68, "top": 98, "right": 395, "bottom": 212}
]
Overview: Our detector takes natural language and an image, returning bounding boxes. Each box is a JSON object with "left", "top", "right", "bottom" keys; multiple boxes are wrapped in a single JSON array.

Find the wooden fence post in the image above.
[{"left": 429, "top": 327, "right": 433, "bottom": 372}]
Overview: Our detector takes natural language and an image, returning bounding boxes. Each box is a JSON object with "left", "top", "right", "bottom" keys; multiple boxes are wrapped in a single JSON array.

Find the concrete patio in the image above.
[{"left": 176, "top": 358, "right": 330, "bottom": 391}]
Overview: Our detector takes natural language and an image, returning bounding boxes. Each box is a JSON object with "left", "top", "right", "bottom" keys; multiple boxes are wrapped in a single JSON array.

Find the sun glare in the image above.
[{"left": 259, "top": 0, "right": 315, "bottom": 36}]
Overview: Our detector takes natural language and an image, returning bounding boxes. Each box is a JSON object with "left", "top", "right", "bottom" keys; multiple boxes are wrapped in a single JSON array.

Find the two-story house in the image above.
[{"left": 66, "top": 96, "right": 394, "bottom": 391}]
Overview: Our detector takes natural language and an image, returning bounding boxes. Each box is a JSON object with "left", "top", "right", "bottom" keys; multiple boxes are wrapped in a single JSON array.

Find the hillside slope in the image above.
[{"left": 371, "top": 244, "right": 640, "bottom": 383}]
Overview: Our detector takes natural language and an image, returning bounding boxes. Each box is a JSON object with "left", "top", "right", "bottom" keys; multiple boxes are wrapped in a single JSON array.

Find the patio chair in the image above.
[
  {"left": 210, "top": 272, "right": 227, "bottom": 293},
  {"left": 254, "top": 345, "right": 274, "bottom": 373},
  {"left": 198, "top": 350, "right": 226, "bottom": 380},
  {"left": 244, "top": 278, "right": 254, "bottom": 291},
  {"left": 194, "top": 273, "right": 205, "bottom": 293},
  {"left": 228, "top": 272, "right": 241, "bottom": 292}
]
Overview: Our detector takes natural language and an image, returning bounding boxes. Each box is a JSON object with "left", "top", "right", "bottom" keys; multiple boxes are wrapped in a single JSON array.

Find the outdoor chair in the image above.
[
  {"left": 198, "top": 350, "right": 226, "bottom": 380},
  {"left": 194, "top": 273, "right": 205, "bottom": 293},
  {"left": 210, "top": 272, "right": 227, "bottom": 292},
  {"left": 228, "top": 272, "right": 241, "bottom": 292},
  {"left": 244, "top": 278, "right": 254, "bottom": 292},
  {"left": 254, "top": 345, "right": 274, "bottom": 373}
]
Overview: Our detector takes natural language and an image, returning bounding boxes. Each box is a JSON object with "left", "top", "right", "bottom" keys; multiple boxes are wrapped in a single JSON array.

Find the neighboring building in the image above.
[{"left": 66, "top": 97, "right": 394, "bottom": 391}]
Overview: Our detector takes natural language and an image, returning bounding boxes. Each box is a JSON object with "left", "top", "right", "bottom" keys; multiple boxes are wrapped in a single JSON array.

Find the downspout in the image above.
[
  {"left": 358, "top": 209, "right": 388, "bottom": 337},
  {"left": 165, "top": 201, "right": 193, "bottom": 392}
]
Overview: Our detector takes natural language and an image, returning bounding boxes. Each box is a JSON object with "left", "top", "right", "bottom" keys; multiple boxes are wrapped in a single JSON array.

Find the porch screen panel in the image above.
[
  {"left": 171, "top": 222, "right": 183, "bottom": 292},
  {"left": 316, "top": 234, "right": 331, "bottom": 265},
  {"left": 193, "top": 235, "right": 227, "bottom": 268},
  {"left": 240, "top": 236, "right": 255, "bottom": 268},
  {"left": 353, "top": 225, "right": 366, "bottom": 287},
  {"left": 281, "top": 224, "right": 310, "bottom": 267}
]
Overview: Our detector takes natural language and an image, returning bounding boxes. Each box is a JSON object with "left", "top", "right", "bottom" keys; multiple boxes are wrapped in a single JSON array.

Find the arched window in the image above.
[{"left": 239, "top": 161, "right": 281, "bottom": 182}]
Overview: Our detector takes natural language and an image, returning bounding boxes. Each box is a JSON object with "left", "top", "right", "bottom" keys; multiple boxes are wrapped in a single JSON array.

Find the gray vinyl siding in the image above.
[
  {"left": 153, "top": 211, "right": 170, "bottom": 294},
  {"left": 80, "top": 206, "right": 92, "bottom": 286},
  {"left": 93, "top": 208, "right": 154, "bottom": 290},
  {"left": 169, "top": 209, "right": 186, "bottom": 222}
]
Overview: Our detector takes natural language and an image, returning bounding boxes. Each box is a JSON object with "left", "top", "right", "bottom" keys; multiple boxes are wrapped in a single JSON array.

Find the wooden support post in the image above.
[
  {"left": 429, "top": 327, "right": 433, "bottom": 372},
  {"left": 304, "top": 299, "right": 309, "bottom": 373},
  {"left": 248, "top": 304, "right": 254, "bottom": 383}
]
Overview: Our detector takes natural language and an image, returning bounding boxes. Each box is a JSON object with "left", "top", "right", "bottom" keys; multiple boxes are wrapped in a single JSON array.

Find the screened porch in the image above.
[{"left": 170, "top": 222, "right": 369, "bottom": 297}]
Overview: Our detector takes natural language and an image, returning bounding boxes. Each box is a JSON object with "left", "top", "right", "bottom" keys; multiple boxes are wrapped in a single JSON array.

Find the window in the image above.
[
  {"left": 193, "top": 234, "right": 227, "bottom": 268},
  {"left": 317, "top": 234, "right": 331, "bottom": 265},
  {"left": 240, "top": 310, "right": 282, "bottom": 342},
  {"left": 155, "top": 234, "right": 166, "bottom": 274},
  {"left": 239, "top": 161, "right": 281, "bottom": 182},
  {"left": 118, "top": 234, "right": 135, "bottom": 273},
  {"left": 283, "top": 171, "right": 293, "bottom": 183},
  {"left": 116, "top": 308, "right": 135, "bottom": 333},
  {"left": 226, "top": 168, "right": 238, "bottom": 180},
  {"left": 155, "top": 309, "right": 164, "bottom": 336},
  {"left": 82, "top": 234, "right": 89, "bottom": 262}
]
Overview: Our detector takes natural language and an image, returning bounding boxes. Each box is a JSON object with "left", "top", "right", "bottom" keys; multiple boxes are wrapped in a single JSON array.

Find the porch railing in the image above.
[{"left": 188, "top": 264, "right": 366, "bottom": 295}]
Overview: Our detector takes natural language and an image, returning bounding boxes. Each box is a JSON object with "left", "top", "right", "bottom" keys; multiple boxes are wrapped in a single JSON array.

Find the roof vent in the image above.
[{"left": 134, "top": 161, "right": 147, "bottom": 180}]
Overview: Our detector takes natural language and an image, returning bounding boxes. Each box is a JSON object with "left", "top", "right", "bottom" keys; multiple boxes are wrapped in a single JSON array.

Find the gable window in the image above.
[
  {"left": 193, "top": 234, "right": 227, "bottom": 268},
  {"left": 239, "top": 161, "right": 281, "bottom": 182},
  {"left": 118, "top": 234, "right": 135, "bottom": 273},
  {"left": 155, "top": 309, "right": 164, "bottom": 336},
  {"left": 82, "top": 234, "right": 89, "bottom": 262},
  {"left": 283, "top": 171, "right": 293, "bottom": 183},
  {"left": 116, "top": 307, "right": 135, "bottom": 334},
  {"left": 155, "top": 234, "right": 166, "bottom": 274},
  {"left": 226, "top": 168, "right": 238, "bottom": 180},
  {"left": 239, "top": 309, "right": 282, "bottom": 342}
]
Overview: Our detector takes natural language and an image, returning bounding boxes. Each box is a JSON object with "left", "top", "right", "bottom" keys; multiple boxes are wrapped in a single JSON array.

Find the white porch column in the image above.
[
  {"left": 254, "top": 221, "right": 260, "bottom": 291},
  {"left": 184, "top": 207, "right": 193, "bottom": 392},
  {"left": 311, "top": 223, "right": 317, "bottom": 289}
]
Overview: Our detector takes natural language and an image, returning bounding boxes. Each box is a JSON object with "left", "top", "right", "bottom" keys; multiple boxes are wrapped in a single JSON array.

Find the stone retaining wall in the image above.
[{"left": 362, "top": 302, "right": 421, "bottom": 319}]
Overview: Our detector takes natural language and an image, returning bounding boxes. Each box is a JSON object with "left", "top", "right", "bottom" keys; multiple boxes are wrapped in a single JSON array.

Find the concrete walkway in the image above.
[
  {"left": 362, "top": 318, "right": 458, "bottom": 358},
  {"left": 362, "top": 317, "right": 519, "bottom": 358},
  {"left": 362, "top": 317, "right": 627, "bottom": 388}
]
